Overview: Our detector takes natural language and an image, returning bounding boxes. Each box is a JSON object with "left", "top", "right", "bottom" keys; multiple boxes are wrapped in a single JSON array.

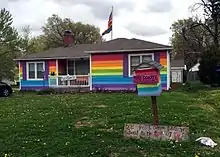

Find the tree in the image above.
[
  {"left": 19, "top": 25, "right": 47, "bottom": 54},
  {"left": 192, "top": 0, "right": 220, "bottom": 53},
  {"left": 42, "top": 14, "right": 102, "bottom": 48},
  {"left": 28, "top": 35, "right": 47, "bottom": 53},
  {"left": 198, "top": 49, "right": 220, "bottom": 84},
  {"left": 0, "top": 8, "right": 22, "bottom": 81},
  {"left": 19, "top": 25, "right": 32, "bottom": 55},
  {"left": 170, "top": 18, "right": 206, "bottom": 69}
]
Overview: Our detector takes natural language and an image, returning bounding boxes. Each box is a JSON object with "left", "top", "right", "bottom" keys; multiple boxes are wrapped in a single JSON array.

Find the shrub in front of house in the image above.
[
  {"left": 36, "top": 88, "right": 56, "bottom": 95},
  {"left": 198, "top": 52, "right": 220, "bottom": 85}
]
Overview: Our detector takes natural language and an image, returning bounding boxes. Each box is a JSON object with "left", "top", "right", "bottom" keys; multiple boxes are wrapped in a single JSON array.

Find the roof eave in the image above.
[
  {"left": 85, "top": 47, "right": 172, "bottom": 54},
  {"left": 14, "top": 56, "right": 89, "bottom": 61},
  {"left": 171, "top": 67, "right": 185, "bottom": 69}
]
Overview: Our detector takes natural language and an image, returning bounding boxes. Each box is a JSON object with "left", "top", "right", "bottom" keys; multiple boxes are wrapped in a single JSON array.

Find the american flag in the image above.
[{"left": 102, "top": 8, "right": 113, "bottom": 36}]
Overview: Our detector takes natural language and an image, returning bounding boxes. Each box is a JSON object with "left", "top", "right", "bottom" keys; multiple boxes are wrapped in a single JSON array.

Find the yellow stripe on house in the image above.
[
  {"left": 92, "top": 66, "right": 122, "bottom": 70},
  {"left": 92, "top": 72, "right": 123, "bottom": 76}
]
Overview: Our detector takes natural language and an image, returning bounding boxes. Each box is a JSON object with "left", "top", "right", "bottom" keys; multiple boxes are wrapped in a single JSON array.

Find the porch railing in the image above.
[{"left": 49, "top": 75, "right": 90, "bottom": 87}]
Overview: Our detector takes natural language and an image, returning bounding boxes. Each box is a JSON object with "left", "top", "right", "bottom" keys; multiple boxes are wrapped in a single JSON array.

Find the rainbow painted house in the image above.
[
  {"left": 132, "top": 60, "right": 164, "bottom": 96},
  {"left": 15, "top": 37, "right": 172, "bottom": 92}
]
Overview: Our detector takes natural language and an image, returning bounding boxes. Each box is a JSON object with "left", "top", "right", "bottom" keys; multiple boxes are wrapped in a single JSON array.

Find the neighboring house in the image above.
[
  {"left": 15, "top": 36, "right": 172, "bottom": 91},
  {"left": 188, "top": 61, "right": 200, "bottom": 81},
  {"left": 171, "top": 59, "right": 185, "bottom": 83},
  {"left": 189, "top": 63, "right": 199, "bottom": 72}
]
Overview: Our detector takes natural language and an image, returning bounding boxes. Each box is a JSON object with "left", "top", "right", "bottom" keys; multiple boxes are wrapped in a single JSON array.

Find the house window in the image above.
[
  {"left": 67, "top": 60, "right": 75, "bottom": 75},
  {"left": 27, "top": 62, "right": 45, "bottom": 80},
  {"left": 129, "top": 54, "right": 154, "bottom": 76},
  {"left": 75, "top": 60, "right": 89, "bottom": 75},
  {"left": 67, "top": 59, "right": 89, "bottom": 75}
]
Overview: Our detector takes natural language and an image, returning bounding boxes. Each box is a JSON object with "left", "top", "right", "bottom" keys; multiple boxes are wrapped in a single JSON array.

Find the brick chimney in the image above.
[{"left": 63, "top": 30, "right": 73, "bottom": 47}]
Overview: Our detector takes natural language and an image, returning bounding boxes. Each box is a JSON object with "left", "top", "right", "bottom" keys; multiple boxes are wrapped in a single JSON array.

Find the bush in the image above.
[
  {"left": 36, "top": 88, "right": 56, "bottom": 95},
  {"left": 198, "top": 52, "right": 220, "bottom": 85}
]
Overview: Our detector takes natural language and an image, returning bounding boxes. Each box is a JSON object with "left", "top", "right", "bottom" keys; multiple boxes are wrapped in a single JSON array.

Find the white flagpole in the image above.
[{"left": 111, "top": 6, "right": 113, "bottom": 40}]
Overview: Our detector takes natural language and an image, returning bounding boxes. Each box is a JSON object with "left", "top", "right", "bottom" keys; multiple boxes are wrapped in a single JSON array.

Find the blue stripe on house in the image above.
[
  {"left": 92, "top": 76, "right": 133, "bottom": 85},
  {"left": 21, "top": 80, "right": 49, "bottom": 87}
]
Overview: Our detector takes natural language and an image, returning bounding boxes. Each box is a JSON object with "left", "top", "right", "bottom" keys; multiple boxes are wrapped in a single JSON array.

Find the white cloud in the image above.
[
  {"left": 125, "top": 23, "right": 167, "bottom": 36},
  {"left": 1, "top": 0, "right": 199, "bottom": 45}
]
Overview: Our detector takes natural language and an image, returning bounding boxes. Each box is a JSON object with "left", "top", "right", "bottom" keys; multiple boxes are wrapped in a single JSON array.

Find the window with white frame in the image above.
[
  {"left": 129, "top": 54, "right": 154, "bottom": 76},
  {"left": 67, "top": 59, "right": 89, "bottom": 75},
  {"left": 27, "top": 62, "right": 45, "bottom": 80}
]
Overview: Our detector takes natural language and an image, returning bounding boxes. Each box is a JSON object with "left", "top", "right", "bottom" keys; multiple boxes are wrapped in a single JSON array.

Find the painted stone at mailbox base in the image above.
[{"left": 124, "top": 123, "right": 189, "bottom": 142}]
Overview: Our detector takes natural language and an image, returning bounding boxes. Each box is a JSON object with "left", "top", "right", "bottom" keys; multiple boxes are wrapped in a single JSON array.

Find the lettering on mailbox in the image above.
[{"left": 133, "top": 75, "right": 158, "bottom": 84}]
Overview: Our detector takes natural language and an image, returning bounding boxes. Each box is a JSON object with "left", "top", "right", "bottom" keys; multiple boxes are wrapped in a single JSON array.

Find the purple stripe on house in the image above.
[
  {"left": 161, "top": 84, "right": 167, "bottom": 90},
  {"left": 21, "top": 86, "right": 49, "bottom": 91},
  {"left": 23, "top": 61, "right": 27, "bottom": 80},
  {"left": 93, "top": 84, "right": 167, "bottom": 91},
  {"left": 123, "top": 54, "right": 128, "bottom": 76},
  {"left": 93, "top": 84, "right": 136, "bottom": 90},
  {"left": 44, "top": 60, "right": 49, "bottom": 80},
  {"left": 154, "top": 52, "right": 160, "bottom": 63}
]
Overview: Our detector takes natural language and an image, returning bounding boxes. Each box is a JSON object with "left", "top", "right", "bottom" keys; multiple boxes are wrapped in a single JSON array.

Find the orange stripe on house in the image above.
[
  {"left": 92, "top": 63, "right": 123, "bottom": 67},
  {"left": 92, "top": 60, "right": 123, "bottom": 64}
]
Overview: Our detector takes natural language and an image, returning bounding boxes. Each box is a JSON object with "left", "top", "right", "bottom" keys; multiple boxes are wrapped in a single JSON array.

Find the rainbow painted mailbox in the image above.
[
  {"left": 133, "top": 60, "right": 164, "bottom": 96},
  {"left": 124, "top": 59, "right": 189, "bottom": 142}
]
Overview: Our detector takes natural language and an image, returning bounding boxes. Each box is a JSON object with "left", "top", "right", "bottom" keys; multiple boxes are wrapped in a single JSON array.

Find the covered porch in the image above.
[{"left": 48, "top": 57, "right": 90, "bottom": 88}]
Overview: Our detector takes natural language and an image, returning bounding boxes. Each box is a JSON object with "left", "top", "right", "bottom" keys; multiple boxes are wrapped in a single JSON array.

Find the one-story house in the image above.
[{"left": 15, "top": 37, "right": 172, "bottom": 91}]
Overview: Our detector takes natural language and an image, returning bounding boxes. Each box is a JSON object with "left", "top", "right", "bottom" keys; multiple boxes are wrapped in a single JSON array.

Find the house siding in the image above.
[
  {"left": 48, "top": 60, "right": 57, "bottom": 86},
  {"left": 20, "top": 60, "right": 50, "bottom": 91},
  {"left": 159, "top": 52, "right": 168, "bottom": 89},
  {"left": 91, "top": 51, "right": 169, "bottom": 91},
  {"left": 91, "top": 54, "right": 134, "bottom": 91}
]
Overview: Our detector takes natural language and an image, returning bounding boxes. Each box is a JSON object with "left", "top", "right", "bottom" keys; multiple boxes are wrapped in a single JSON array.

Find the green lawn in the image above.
[{"left": 0, "top": 90, "right": 220, "bottom": 157}]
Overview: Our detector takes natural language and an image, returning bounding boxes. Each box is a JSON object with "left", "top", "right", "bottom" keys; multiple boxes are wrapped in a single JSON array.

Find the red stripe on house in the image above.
[
  {"left": 160, "top": 52, "right": 167, "bottom": 58},
  {"left": 92, "top": 54, "right": 123, "bottom": 61}
]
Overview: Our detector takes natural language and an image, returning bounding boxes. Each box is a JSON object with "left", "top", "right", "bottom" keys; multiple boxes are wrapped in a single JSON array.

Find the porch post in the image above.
[
  {"left": 19, "top": 61, "right": 21, "bottom": 90},
  {"left": 56, "top": 59, "right": 59, "bottom": 86},
  {"left": 66, "top": 59, "right": 68, "bottom": 75},
  {"left": 167, "top": 50, "right": 171, "bottom": 90},
  {"left": 89, "top": 54, "right": 92, "bottom": 91}
]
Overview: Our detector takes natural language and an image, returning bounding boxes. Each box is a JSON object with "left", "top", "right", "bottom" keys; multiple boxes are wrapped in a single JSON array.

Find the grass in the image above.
[{"left": 0, "top": 90, "right": 220, "bottom": 157}]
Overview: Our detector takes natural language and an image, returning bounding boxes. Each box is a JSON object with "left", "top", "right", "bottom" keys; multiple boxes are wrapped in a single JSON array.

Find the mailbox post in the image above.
[{"left": 133, "top": 60, "right": 164, "bottom": 125}]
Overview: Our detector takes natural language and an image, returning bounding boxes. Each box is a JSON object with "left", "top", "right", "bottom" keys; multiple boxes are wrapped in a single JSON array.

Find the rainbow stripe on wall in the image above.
[
  {"left": 92, "top": 54, "right": 135, "bottom": 90},
  {"left": 91, "top": 52, "right": 170, "bottom": 91},
  {"left": 159, "top": 52, "right": 168, "bottom": 90},
  {"left": 49, "top": 60, "right": 57, "bottom": 75},
  {"left": 19, "top": 62, "right": 23, "bottom": 80},
  {"left": 48, "top": 60, "right": 57, "bottom": 86},
  {"left": 92, "top": 54, "right": 123, "bottom": 76}
]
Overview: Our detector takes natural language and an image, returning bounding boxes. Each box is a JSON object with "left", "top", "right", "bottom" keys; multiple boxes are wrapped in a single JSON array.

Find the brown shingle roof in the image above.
[
  {"left": 85, "top": 38, "right": 171, "bottom": 53},
  {"left": 16, "top": 44, "right": 97, "bottom": 60},
  {"left": 15, "top": 38, "right": 171, "bottom": 60},
  {"left": 171, "top": 59, "right": 185, "bottom": 67}
]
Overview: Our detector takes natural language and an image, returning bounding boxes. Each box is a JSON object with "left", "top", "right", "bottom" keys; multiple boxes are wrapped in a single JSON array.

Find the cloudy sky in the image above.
[{"left": 2, "top": 0, "right": 199, "bottom": 45}]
